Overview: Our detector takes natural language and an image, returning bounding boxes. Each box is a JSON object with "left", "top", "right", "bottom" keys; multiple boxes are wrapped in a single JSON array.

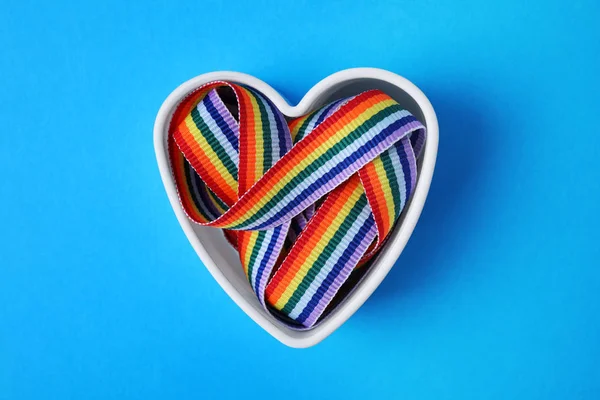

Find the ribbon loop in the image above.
[{"left": 169, "top": 81, "right": 426, "bottom": 328}]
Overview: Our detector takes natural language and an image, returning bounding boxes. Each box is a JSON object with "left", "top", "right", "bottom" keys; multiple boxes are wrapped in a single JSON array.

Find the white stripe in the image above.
[
  {"left": 386, "top": 143, "right": 408, "bottom": 211},
  {"left": 287, "top": 202, "right": 373, "bottom": 319},
  {"left": 249, "top": 229, "right": 275, "bottom": 286},
  {"left": 209, "top": 90, "right": 239, "bottom": 139},
  {"left": 304, "top": 108, "right": 328, "bottom": 134},
  {"left": 188, "top": 165, "right": 215, "bottom": 219},
  {"left": 197, "top": 101, "right": 240, "bottom": 167},
  {"left": 245, "top": 109, "right": 412, "bottom": 229},
  {"left": 252, "top": 90, "right": 291, "bottom": 165},
  {"left": 297, "top": 99, "right": 345, "bottom": 142}
]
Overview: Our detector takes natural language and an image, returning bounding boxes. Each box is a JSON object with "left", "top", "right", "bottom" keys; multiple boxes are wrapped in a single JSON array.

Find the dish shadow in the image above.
[{"left": 355, "top": 82, "right": 495, "bottom": 318}]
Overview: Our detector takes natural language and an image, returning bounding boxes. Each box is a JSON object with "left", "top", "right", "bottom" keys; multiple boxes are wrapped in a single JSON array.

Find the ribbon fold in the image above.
[{"left": 168, "top": 81, "right": 426, "bottom": 328}]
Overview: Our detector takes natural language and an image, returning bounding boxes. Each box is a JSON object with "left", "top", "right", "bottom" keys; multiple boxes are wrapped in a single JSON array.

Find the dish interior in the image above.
[{"left": 165, "top": 77, "right": 428, "bottom": 332}]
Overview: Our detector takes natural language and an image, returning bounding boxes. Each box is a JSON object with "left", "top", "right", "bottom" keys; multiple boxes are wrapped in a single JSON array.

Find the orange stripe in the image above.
[
  {"left": 288, "top": 115, "right": 306, "bottom": 133},
  {"left": 170, "top": 83, "right": 222, "bottom": 129},
  {"left": 176, "top": 119, "right": 238, "bottom": 205},
  {"left": 360, "top": 162, "right": 390, "bottom": 236},
  {"left": 265, "top": 176, "right": 361, "bottom": 304},
  {"left": 237, "top": 88, "right": 258, "bottom": 193},
  {"left": 218, "top": 92, "right": 384, "bottom": 224},
  {"left": 213, "top": 91, "right": 388, "bottom": 226},
  {"left": 170, "top": 148, "right": 205, "bottom": 222},
  {"left": 237, "top": 232, "right": 249, "bottom": 274},
  {"left": 289, "top": 115, "right": 310, "bottom": 141},
  {"left": 176, "top": 131, "right": 235, "bottom": 206}
]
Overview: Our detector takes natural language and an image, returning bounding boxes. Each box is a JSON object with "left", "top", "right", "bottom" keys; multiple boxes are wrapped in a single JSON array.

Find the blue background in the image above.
[{"left": 1, "top": 0, "right": 599, "bottom": 399}]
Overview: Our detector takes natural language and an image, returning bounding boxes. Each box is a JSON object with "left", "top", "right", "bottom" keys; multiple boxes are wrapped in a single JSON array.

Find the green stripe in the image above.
[
  {"left": 208, "top": 187, "right": 229, "bottom": 211},
  {"left": 379, "top": 149, "right": 402, "bottom": 218},
  {"left": 297, "top": 102, "right": 342, "bottom": 142},
  {"left": 281, "top": 194, "right": 368, "bottom": 313},
  {"left": 232, "top": 104, "right": 402, "bottom": 229},
  {"left": 246, "top": 230, "right": 267, "bottom": 285},
  {"left": 184, "top": 160, "right": 212, "bottom": 221},
  {"left": 295, "top": 110, "right": 318, "bottom": 143},
  {"left": 251, "top": 91, "right": 273, "bottom": 173},
  {"left": 191, "top": 107, "right": 239, "bottom": 181}
]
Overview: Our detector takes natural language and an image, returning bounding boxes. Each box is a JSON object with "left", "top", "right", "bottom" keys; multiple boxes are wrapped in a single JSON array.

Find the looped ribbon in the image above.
[{"left": 169, "top": 81, "right": 426, "bottom": 328}]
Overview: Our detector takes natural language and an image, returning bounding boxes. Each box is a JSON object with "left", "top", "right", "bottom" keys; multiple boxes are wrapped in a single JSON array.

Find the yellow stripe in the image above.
[
  {"left": 241, "top": 230, "right": 260, "bottom": 273},
  {"left": 290, "top": 115, "right": 310, "bottom": 142},
  {"left": 184, "top": 115, "right": 238, "bottom": 193},
  {"left": 179, "top": 160, "right": 207, "bottom": 222},
  {"left": 372, "top": 156, "right": 395, "bottom": 229},
  {"left": 248, "top": 92, "right": 265, "bottom": 179},
  {"left": 234, "top": 98, "right": 396, "bottom": 227},
  {"left": 273, "top": 182, "right": 365, "bottom": 309},
  {"left": 240, "top": 231, "right": 261, "bottom": 275}
]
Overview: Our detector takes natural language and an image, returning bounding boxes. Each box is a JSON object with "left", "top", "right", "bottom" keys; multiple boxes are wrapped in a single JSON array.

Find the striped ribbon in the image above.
[{"left": 168, "top": 81, "right": 426, "bottom": 328}]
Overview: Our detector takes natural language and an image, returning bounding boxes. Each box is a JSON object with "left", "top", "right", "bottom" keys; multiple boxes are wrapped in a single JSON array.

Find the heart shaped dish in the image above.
[{"left": 154, "top": 68, "right": 438, "bottom": 347}]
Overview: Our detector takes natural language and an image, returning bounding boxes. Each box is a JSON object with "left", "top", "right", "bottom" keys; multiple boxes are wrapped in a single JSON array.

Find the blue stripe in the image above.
[
  {"left": 410, "top": 130, "right": 419, "bottom": 148},
  {"left": 249, "top": 88, "right": 290, "bottom": 158},
  {"left": 296, "top": 213, "right": 375, "bottom": 323},
  {"left": 294, "top": 101, "right": 339, "bottom": 143},
  {"left": 186, "top": 162, "right": 220, "bottom": 219},
  {"left": 314, "top": 100, "right": 343, "bottom": 127},
  {"left": 203, "top": 93, "right": 239, "bottom": 152},
  {"left": 395, "top": 139, "right": 413, "bottom": 203},
  {"left": 253, "top": 225, "right": 282, "bottom": 295},
  {"left": 411, "top": 128, "right": 426, "bottom": 157},
  {"left": 289, "top": 217, "right": 302, "bottom": 238},
  {"left": 270, "top": 101, "right": 290, "bottom": 159},
  {"left": 252, "top": 115, "right": 417, "bottom": 230}
]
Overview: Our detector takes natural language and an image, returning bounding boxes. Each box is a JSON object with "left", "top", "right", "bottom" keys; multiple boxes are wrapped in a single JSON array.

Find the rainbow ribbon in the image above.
[{"left": 169, "top": 81, "right": 426, "bottom": 328}]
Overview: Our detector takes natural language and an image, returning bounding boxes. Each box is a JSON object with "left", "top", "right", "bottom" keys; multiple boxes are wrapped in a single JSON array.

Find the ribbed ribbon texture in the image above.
[{"left": 168, "top": 81, "right": 426, "bottom": 328}]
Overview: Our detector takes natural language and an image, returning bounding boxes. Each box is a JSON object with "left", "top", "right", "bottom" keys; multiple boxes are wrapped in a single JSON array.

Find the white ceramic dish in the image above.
[{"left": 154, "top": 68, "right": 438, "bottom": 348}]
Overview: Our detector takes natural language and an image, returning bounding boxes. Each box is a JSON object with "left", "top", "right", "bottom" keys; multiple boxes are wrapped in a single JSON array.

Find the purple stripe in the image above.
[
  {"left": 402, "top": 136, "right": 418, "bottom": 192},
  {"left": 396, "top": 137, "right": 415, "bottom": 200},
  {"left": 253, "top": 226, "right": 281, "bottom": 302},
  {"left": 255, "top": 221, "right": 289, "bottom": 304},
  {"left": 296, "top": 99, "right": 348, "bottom": 143},
  {"left": 246, "top": 87, "right": 292, "bottom": 158},
  {"left": 409, "top": 127, "right": 427, "bottom": 159},
  {"left": 206, "top": 90, "right": 239, "bottom": 151},
  {"left": 300, "top": 216, "right": 378, "bottom": 327},
  {"left": 251, "top": 117, "right": 423, "bottom": 230},
  {"left": 318, "top": 99, "right": 347, "bottom": 124},
  {"left": 187, "top": 162, "right": 221, "bottom": 219}
]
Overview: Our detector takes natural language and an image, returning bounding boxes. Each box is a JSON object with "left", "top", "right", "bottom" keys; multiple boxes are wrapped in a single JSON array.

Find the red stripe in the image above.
[
  {"left": 358, "top": 165, "right": 388, "bottom": 240},
  {"left": 169, "top": 144, "right": 204, "bottom": 222},
  {"left": 175, "top": 128, "right": 236, "bottom": 206},
  {"left": 236, "top": 87, "right": 255, "bottom": 194},
  {"left": 265, "top": 176, "right": 360, "bottom": 303},
  {"left": 212, "top": 90, "right": 385, "bottom": 227}
]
